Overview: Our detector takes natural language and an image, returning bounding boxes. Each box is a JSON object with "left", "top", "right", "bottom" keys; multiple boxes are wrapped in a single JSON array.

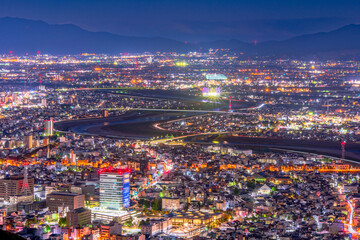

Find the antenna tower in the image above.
[
  {"left": 20, "top": 167, "right": 31, "bottom": 196},
  {"left": 341, "top": 141, "right": 346, "bottom": 160}
]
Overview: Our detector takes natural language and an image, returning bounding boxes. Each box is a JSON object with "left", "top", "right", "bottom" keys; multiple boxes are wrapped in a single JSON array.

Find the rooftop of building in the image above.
[{"left": 47, "top": 192, "right": 81, "bottom": 197}]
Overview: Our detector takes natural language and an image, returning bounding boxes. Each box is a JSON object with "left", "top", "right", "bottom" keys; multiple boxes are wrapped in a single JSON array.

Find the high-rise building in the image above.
[
  {"left": 69, "top": 151, "right": 77, "bottom": 165},
  {"left": 42, "top": 138, "right": 50, "bottom": 147},
  {"left": 100, "top": 168, "right": 130, "bottom": 210},
  {"left": 0, "top": 175, "right": 34, "bottom": 201},
  {"left": 44, "top": 118, "right": 54, "bottom": 136},
  {"left": 41, "top": 98, "right": 47, "bottom": 107},
  {"left": 24, "top": 135, "right": 33, "bottom": 149}
]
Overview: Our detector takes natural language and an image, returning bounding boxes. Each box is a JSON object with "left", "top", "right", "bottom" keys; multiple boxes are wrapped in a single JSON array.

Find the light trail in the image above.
[{"left": 346, "top": 198, "right": 357, "bottom": 235}]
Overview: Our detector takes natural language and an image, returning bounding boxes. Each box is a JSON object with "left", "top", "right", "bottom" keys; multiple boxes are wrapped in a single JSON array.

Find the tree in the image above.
[
  {"left": 142, "top": 200, "right": 150, "bottom": 209},
  {"left": 247, "top": 180, "right": 256, "bottom": 190},
  {"left": 152, "top": 198, "right": 162, "bottom": 211},
  {"left": 124, "top": 217, "right": 133, "bottom": 227},
  {"left": 34, "top": 195, "right": 41, "bottom": 202},
  {"left": 58, "top": 217, "right": 67, "bottom": 228},
  {"left": 25, "top": 218, "right": 37, "bottom": 228},
  {"left": 184, "top": 202, "right": 190, "bottom": 211},
  {"left": 222, "top": 214, "right": 231, "bottom": 222},
  {"left": 234, "top": 187, "right": 240, "bottom": 195},
  {"left": 43, "top": 225, "right": 51, "bottom": 233}
]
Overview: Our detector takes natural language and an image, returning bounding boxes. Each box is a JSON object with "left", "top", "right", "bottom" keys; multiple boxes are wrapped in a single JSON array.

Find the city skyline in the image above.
[
  {"left": 2, "top": 0, "right": 360, "bottom": 239},
  {"left": 1, "top": 51, "right": 360, "bottom": 239}
]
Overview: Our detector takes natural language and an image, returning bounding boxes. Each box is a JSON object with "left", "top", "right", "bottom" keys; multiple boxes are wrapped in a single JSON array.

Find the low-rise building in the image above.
[
  {"left": 66, "top": 207, "right": 91, "bottom": 227},
  {"left": 46, "top": 192, "right": 85, "bottom": 211},
  {"left": 141, "top": 218, "right": 172, "bottom": 236},
  {"left": 162, "top": 197, "right": 180, "bottom": 211}
]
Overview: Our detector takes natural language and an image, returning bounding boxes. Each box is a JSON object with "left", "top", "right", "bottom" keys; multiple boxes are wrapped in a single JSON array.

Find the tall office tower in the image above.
[
  {"left": 24, "top": 135, "right": 33, "bottom": 149},
  {"left": 100, "top": 168, "right": 130, "bottom": 210},
  {"left": 44, "top": 118, "right": 54, "bottom": 136}
]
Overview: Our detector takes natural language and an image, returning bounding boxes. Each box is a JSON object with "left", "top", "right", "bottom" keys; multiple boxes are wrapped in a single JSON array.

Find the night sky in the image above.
[{"left": 1, "top": 0, "right": 360, "bottom": 42}]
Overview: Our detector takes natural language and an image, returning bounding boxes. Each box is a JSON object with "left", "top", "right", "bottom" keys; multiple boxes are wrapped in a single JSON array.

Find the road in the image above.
[
  {"left": 346, "top": 198, "right": 358, "bottom": 235},
  {"left": 131, "top": 158, "right": 174, "bottom": 200}
]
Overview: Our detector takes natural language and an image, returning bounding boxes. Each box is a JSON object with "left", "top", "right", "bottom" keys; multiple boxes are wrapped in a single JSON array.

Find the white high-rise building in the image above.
[
  {"left": 44, "top": 118, "right": 54, "bottom": 136},
  {"left": 100, "top": 170, "right": 130, "bottom": 210}
]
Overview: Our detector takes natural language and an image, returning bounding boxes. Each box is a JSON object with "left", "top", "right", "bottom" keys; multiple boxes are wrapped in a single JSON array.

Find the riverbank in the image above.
[{"left": 55, "top": 111, "right": 198, "bottom": 139}]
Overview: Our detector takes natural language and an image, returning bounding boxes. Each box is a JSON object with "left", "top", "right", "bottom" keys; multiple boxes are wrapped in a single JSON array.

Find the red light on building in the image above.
[{"left": 98, "top": 166, "right": 132, "bottom": 175}]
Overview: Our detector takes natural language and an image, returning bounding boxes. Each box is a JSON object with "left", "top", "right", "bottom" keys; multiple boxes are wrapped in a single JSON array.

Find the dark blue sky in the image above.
[{"left": 1, "top": 0, "right": 360, "bottom": 42}]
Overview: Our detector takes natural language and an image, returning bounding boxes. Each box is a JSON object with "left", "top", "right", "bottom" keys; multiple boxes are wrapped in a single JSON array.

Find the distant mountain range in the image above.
[
  {"left": 0, "top": 17, "right": 192, "bottom": 54},
  {"left": 1, "top": 17, "right": 360, "bottom": 57},
  {"left": 253, "top": 24, "right": 360, "bottom": 57}
]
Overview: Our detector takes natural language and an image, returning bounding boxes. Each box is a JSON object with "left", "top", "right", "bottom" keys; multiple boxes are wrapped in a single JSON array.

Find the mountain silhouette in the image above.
[
  {"left": 253, "top": 24, "right": 360, "bottom": 57},
  {"left": 0, "top": 17, "right": 192, "bottom": 54},
  {"left": 1, "top": 17, "right": 360, "bottom": 57}
]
